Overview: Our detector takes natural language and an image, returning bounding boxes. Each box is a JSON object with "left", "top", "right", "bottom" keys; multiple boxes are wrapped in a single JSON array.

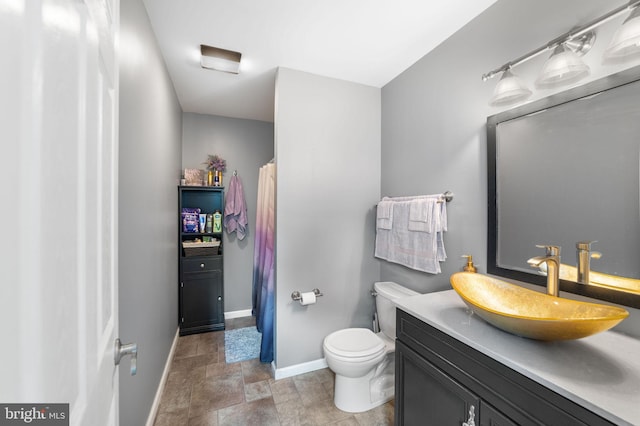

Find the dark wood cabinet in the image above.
[
  {"left": 395, "top": 310, "right": 614, "bottom": 426},
  {"left": 178, "top": 186, "right": 224, "bottom": 335},
  {"left": 396, "top": 340, "right": 518, "bottom": 426},
  {"left": 397, "top": 339, "right": 480, "bottom": 426}
]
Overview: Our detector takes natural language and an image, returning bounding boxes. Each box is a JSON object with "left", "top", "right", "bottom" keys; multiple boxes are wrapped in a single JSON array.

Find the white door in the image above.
[{"left": 0, "top": 0, "right": 120, "bottom": 425}]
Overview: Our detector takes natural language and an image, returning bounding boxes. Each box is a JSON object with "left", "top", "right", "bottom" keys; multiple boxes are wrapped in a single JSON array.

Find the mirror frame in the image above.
[{"left": 487, "top": 64, "right": 640, "bottom": 309}]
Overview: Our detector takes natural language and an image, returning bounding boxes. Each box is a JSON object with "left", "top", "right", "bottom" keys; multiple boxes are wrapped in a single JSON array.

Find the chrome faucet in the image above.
[
  {"left": 527, "top": 245, "right": 561, "bottom": 297},
  {"left": 576, "top": 241, "right": 602, "bottom": 284}
]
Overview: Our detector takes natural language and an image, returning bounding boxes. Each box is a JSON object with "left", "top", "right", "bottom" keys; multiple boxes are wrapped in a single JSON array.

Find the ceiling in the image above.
[{"left": 142, "top": 0, "right": 498, "bottom": 123}]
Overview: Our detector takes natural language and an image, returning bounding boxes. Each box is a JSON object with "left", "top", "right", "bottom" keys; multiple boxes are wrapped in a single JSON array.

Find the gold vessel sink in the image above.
[{"left": 450, "top": 272, "right": 629, "bottom": 341}]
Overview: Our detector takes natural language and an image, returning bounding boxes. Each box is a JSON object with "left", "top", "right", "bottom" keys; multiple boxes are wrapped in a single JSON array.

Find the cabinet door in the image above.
[
  {"left": 210, "top": 271, "right": 224, "bottom": 325},
  {"left": 396, "top": 341, "right": 480, "bottom": 426},
  {"left": 181, "top": 270, "right": 223, "bottom": 330},
  {"left": 481, "top": 402, "right": 518, "bottom": 426}
]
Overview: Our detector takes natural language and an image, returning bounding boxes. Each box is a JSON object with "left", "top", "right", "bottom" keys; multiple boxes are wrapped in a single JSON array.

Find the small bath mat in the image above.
[{"left": 224, "top": 326, "right": 261, "bottom": 363}]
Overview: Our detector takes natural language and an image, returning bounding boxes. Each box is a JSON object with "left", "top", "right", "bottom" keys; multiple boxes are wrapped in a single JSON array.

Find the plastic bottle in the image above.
[
  {"left": 206, "top": 214, "right": 213, "bottom": 233},
  {"left": 213, "top": 210, "right": 222, "bottom": 233}
]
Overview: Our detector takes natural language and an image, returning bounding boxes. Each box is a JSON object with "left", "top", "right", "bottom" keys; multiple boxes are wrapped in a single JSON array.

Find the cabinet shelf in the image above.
[
  {"left": 181, "top": 232, "right": 222, "bottom": 238},
  {"left": 179, "top": 186, "right": 225, "bottom": 336},
  {"left": 179, "top": 185, "right": 225, "bottom": 190}
]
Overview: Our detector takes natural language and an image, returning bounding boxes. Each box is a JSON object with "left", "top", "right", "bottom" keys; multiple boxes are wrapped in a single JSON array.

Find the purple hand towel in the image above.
[{"left": 224, "top": 174, "right": 248, "bottom": 240}]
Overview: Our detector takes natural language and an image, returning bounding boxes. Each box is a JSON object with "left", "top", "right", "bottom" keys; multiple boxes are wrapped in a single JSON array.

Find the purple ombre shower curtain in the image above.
[{"left": 252, "top": 162, "right": 275, "bottom": 363}]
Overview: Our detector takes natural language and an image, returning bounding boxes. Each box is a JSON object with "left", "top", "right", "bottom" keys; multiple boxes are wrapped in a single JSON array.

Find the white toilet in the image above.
[{"left": 323, "top": 281, "right": 418, "bottom": 413}]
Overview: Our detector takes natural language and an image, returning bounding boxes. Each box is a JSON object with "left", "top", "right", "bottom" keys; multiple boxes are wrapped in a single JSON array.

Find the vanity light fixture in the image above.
[
  {"left": 200, "top": 44, "right": 242, "bottom": 74},
  {"left": 483, "top": 0, "right": 640, "bottom": 106},
  {"left": 489, "top": 69, "right": 532, "bottom": 106},
  {"left": 604, "top": 6, "right": 640, "bottom": 60},
  {"left": 535, "top": 44, "right": 590, "bottom": 88}
]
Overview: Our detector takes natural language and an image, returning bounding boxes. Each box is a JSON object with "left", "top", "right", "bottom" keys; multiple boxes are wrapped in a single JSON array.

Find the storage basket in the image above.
[{"left": 182, "top": 240, "right": 220, "bottom": 257}]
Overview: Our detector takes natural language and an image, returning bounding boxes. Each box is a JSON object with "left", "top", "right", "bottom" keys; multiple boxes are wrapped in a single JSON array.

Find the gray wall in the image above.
[
  {"left": 381, "top": 0, "right": 626, "bottom": 291},
  {"left": 274, "top": 68, "right": 381, "bottom": 368},
  {"left": 381, "top": 0, "right": 640, "bottom": 326},
  {"left": 119, "top": 1, "right": 183, "bottom": 425},
  {"left": 181, "top": 113, "right": 274, "bottom": 312}
]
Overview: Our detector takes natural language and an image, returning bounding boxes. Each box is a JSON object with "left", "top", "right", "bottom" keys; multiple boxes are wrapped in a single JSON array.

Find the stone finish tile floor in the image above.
[{"left": 154, "top": 317, "right": 394, "bottom": 426}]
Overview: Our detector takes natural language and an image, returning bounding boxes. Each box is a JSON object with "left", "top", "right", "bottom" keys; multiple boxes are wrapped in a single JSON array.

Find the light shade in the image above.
[
  {"left": 489, "top": 69, "right": 532, "bottom": 107},
  {"left": 200, "top": 45, "right": 242, "bottom": 74},
  {"left": 604, "top": 6, "right": 640, "bottom": 60},
  {"left": 535, "top": 44, "right": 590, "bottom": 88}
]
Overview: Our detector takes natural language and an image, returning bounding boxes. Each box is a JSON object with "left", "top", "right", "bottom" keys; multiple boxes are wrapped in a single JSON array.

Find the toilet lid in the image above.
[{"left": 325, "top": 328, "right": 385, "bottom": 358}]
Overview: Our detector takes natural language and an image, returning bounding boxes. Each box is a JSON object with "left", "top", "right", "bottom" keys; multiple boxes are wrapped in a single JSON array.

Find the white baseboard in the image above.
[
  {"left": 146, "top": 327, "right": 179, "bottom": 426},
  {"left": 272, "top": 357, "right": 328, "bottom": 380},
  {"left": 224, "top": 309, "right": 253, "bottom": 319}
]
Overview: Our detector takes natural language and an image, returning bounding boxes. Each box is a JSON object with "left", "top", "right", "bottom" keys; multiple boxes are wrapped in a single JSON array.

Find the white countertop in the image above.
[{"left": 394, "top": 289, "right": 640, "bottom": 426}]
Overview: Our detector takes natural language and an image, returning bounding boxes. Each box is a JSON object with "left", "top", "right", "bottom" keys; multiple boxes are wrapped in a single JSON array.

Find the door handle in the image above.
[
  {"left": 462, "top": 405, "right": 475, "bottom": 426},
  {"left": 114, "top": 338, "right": 138, "bottom": 376}
]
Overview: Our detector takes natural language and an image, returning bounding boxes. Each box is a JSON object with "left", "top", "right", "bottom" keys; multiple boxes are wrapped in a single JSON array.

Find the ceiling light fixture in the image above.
[
  {"left": 482, "top": 0, "right": 640, "bottom": 106},
  {"left": 200, "top": 44, "right": 242, "bottom": 74}
]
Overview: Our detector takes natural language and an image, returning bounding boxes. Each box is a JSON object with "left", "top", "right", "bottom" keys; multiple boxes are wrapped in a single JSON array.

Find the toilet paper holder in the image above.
[{"left": 291, "top": 288, "right": 323, "bottom": 301}]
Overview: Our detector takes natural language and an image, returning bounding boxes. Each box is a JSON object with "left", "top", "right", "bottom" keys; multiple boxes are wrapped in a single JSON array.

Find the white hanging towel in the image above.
[
  {"left": 374, "top": 195, "right": 447, "bottom": 274},
  {"left": 376, "top": 199, "right": 394, "bottom": 230},
  {"left": 407, "top": 198, "right": 432, "bottom": 232}
]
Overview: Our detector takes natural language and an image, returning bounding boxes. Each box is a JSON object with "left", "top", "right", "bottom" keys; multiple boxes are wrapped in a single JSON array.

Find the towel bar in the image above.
[
  {"left": 376, "top": 191, "right": 454, "bottom": 206},
  {"left": 441, "top": 190, "right": 454, "bottom": 202}
]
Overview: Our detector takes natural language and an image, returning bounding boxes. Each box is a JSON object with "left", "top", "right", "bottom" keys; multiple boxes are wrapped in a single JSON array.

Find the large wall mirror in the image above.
[{"left": 487, "top": 65, "right": 640, "bottom": 309}]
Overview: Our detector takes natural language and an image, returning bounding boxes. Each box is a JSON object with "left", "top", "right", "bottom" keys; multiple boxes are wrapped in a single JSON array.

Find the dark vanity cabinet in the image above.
[
  {"left": 396, "top": 341, "right": 515, "bottom": 426},
  {"left": 179, "top": 186, "right": 224, "bottom": 335},
  {"left": 395, "top": 310, "right": 614, "bottom": 426}
]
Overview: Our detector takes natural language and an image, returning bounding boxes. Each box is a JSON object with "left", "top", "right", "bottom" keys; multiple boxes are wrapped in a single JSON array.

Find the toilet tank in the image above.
[{"left": 374, "top": 281, "right": 419, "bottom": 339}]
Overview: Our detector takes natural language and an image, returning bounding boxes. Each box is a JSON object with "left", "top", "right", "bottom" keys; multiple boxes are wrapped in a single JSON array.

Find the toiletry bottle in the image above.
[
  {"left": 213, "top": 210, "right": 222, "bottom": 233},
  {"left": 199, "top": 214, "right": 207, "bottom": 233},
  {"left": 462, "top": 255, "right": 477, "bottom": 273},
  {"left": 206, "top": 214, "right": 213, "bottom": 233}
]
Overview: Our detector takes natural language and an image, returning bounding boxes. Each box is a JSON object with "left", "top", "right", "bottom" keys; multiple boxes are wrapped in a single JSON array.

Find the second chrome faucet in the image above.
[
  {"left": 528, "top": 245, "right": 561, "bottom": 296},
  {"left": 576, "top": 241, "right": 602, "bottom": 284}
]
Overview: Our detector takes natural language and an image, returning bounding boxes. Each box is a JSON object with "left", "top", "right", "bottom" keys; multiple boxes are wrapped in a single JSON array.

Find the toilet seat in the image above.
[{"left": 324, "top": 328, "right": 385, "bottom": 360}]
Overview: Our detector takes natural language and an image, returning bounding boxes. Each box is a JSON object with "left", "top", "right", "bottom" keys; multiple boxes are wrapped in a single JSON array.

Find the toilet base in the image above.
[{"left": 333, "top": 357, "right": 395, "bottom": 413}]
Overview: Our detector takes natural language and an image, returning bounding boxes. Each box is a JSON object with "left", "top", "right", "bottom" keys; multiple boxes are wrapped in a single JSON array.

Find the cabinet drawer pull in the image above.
[
  {"left": 218, "top": 296, "right": 222, "bottom": 301},
  {"left": 200, "top": 263, "right": 205, "bottom": 269},
  {"left": 462, "top": 405, "right": 475, "bottom": 426}
]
